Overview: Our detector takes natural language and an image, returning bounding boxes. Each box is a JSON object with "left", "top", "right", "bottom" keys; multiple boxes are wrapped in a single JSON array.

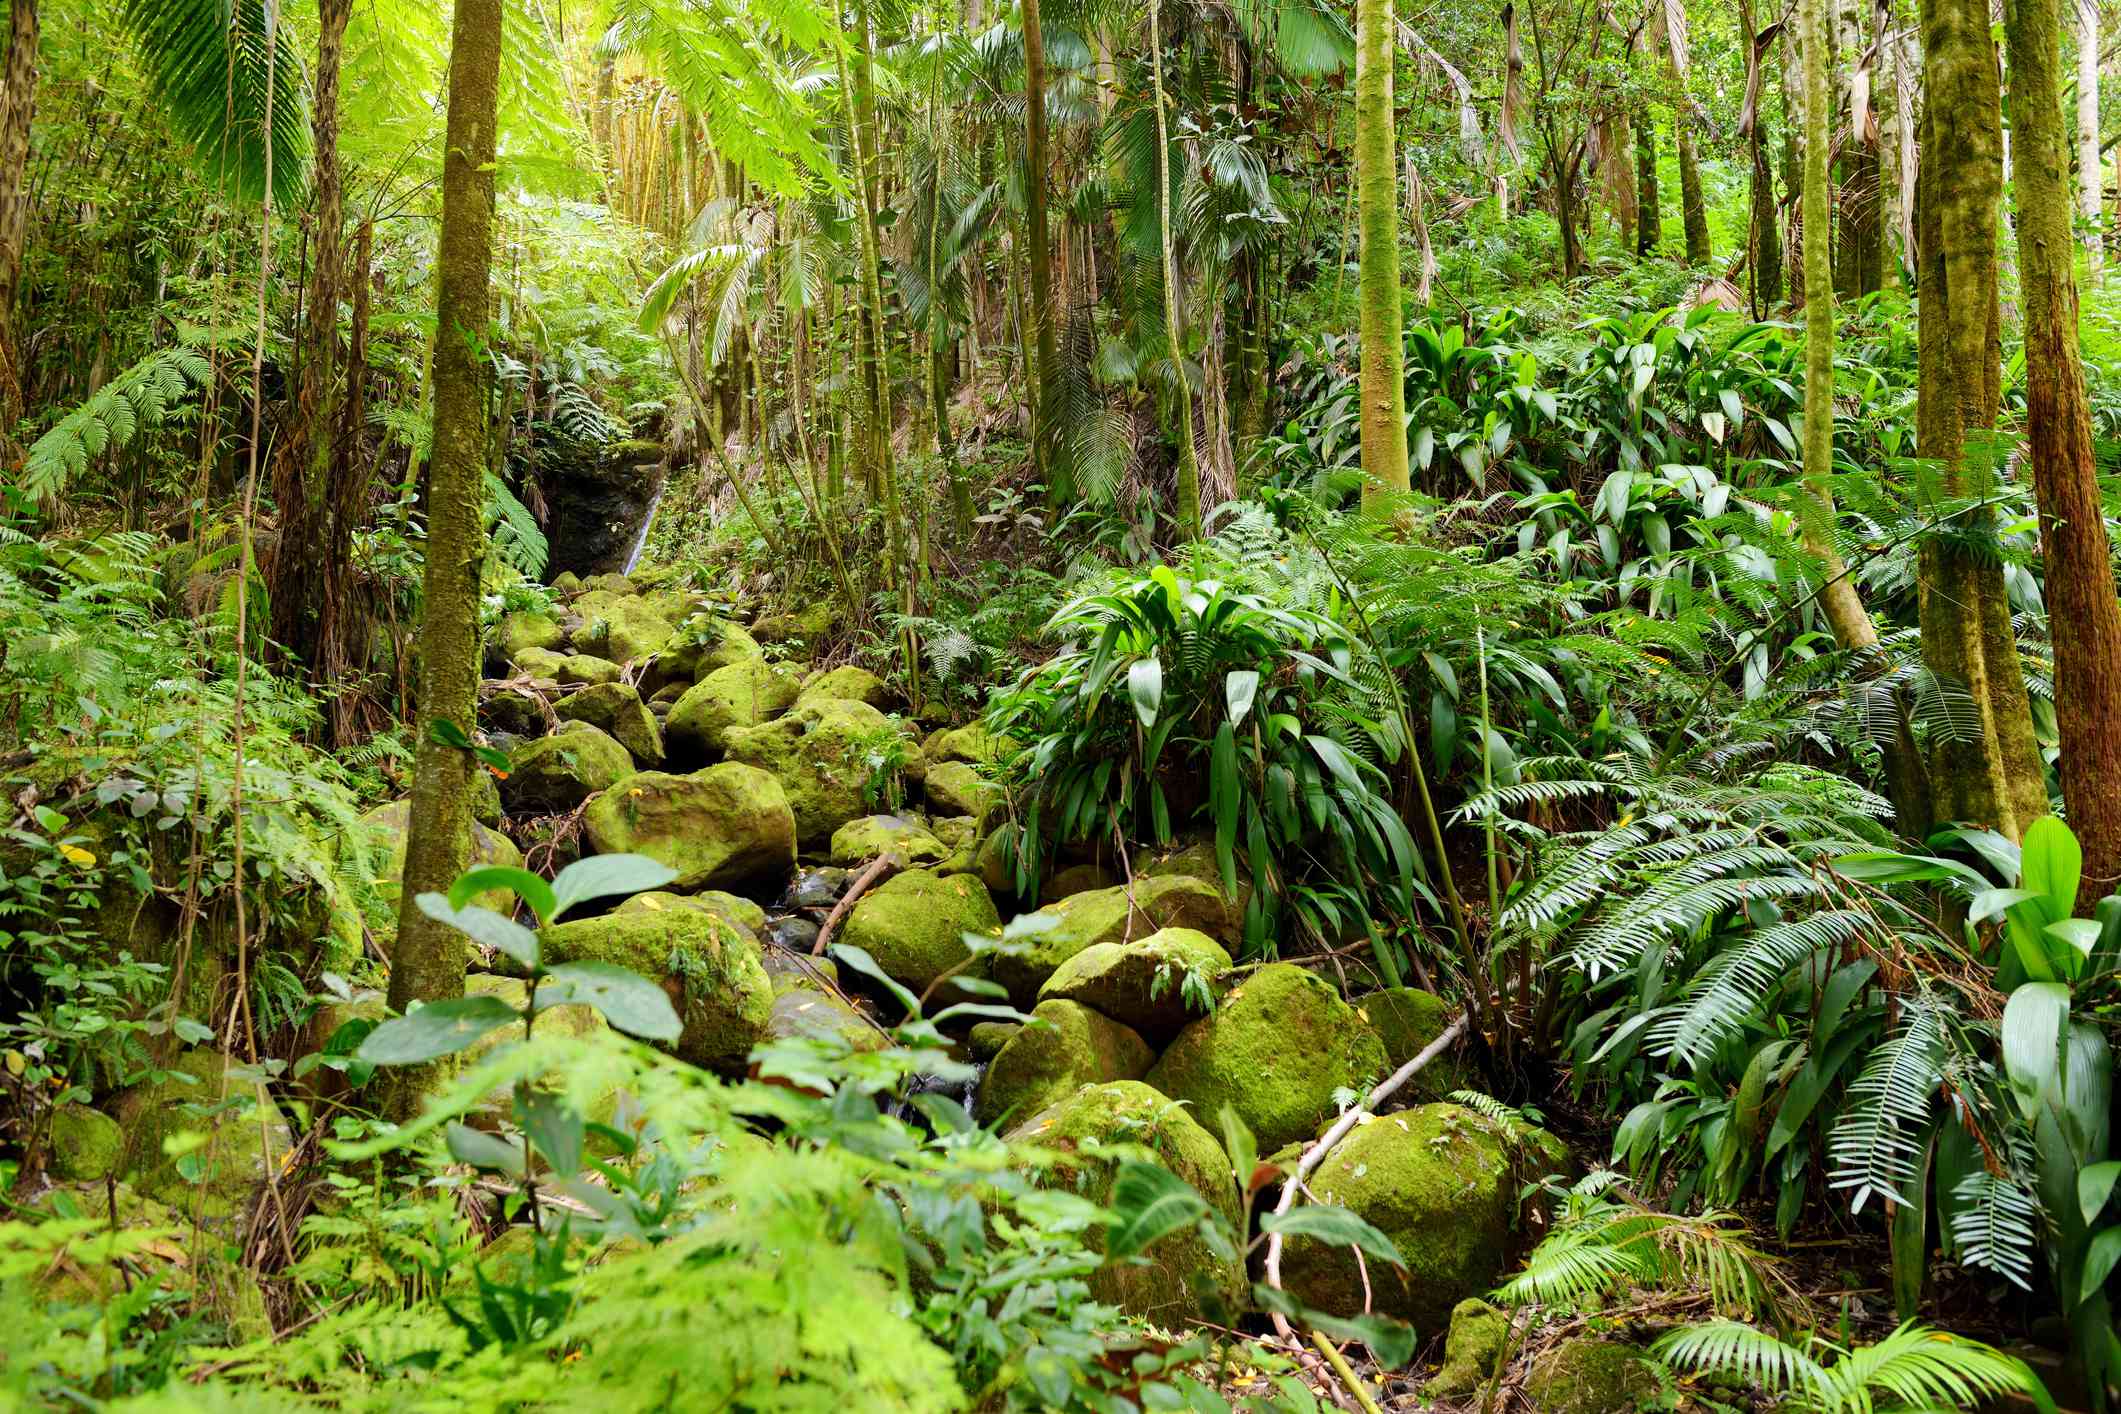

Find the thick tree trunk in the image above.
[
  {"left": 1609, "top": 106, "right": 1638, "bottom": 250},
  {"left": 270, "top": 0, "right": 351, "bottom": 658},
  {"left": 1022, "top": 0, "right": 1064, "bottom": 501},
  {"left": 1915, "top": 0, "right": 2048, "bottom": 840},
  {"left": 388, "top": 0, "right": 503, "bottom": 1024},
  {"left": 1637, "top": 110, "right": 1663, "bottom": 255},
  {"left": 2079, "top": 0, "right": 2104, "bottom": 275},
  {"left": 0, "top": 0, "right": 37, "bottom": 453},
  {"left": 1676, "top": 107, "right": 1711, "bottom": 263},
  {"left": 2009, "top": 0, "right": 2121, "bottom": 890},
  {"left": 1149, "top": 0, "right": 1200, "bottom": 537},
  {"left": 1355, "top": 0, "right": 1410, "bottom": 507}
]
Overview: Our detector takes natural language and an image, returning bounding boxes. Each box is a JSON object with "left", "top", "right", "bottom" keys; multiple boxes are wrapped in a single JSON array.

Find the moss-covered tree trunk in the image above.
[
  {"left": 1021, "top": 0, "right": 1064, "bottom": 502},
  {"left": 1355, "top": 0, "right": 1409, "bottom": 509},
  {"left": 1149, "top": 0, "right": 1200, "bottom": 538},
  {"left": 2008, "top": 0, "right": 2121, "bottom": 890},
  {"left": 1636, "top": 110, "right": 1663, "bottom": 255},
  {"left": 269, "top": 0, "right": 351, "bottom": 661},
  {"left": 0, "top": 0, "right": 36, "bottom": 455},
  {"left": 389, "top": 0, "right": 503, "bottom": 1026},
  {"left": 1915, "top": 0, "right": 2048, "bottom": 840},
  {"left": 1675, "top": 107, "right": 1711, "bottom": 263}
]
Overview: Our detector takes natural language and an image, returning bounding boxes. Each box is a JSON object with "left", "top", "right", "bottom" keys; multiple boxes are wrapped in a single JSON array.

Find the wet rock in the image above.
[
  {"left": 766, "top": 987, "right": 886, "bottom": 1052},
  {"left": 501, "top": 722, "right": 633, "bottom": 813},
  {"left": 723, "top": 698, "right": 917, "bottom": 848},
  {"left": 923, "top": 761, "right": 999, "bottom": 821},
  {"left": 830, "top": 814, "right": 948, "bottom": 867},
  {"left": 581, "top": 764, "right": 796, "bottom": 893},
  {"left": 974, "top": 999, "right": 1153, "bottom": 1126},
  {"left": 782, "top": 867, "right": 851, "bottom": 911},
  {"left": 766, "top": 915, "right": 821, "bottom": 953},
  {"left": 967, "top": 1020, "right": 1020, "bottom": 1061},
  {"left": 542, "top": 439, "right": 662, "bottom": 582},
  {"left": 838, "top": 868, "right": 1000, "bottom": 991}
]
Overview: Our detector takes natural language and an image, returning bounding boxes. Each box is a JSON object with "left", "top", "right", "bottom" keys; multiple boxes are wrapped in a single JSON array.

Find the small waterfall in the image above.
[{"left": 620, "top": 478, "right": 666, "bottom": 575}]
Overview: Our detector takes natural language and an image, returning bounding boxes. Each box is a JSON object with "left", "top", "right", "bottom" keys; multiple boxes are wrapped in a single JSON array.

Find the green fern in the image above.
[{"left": 1653, "top": 1319, "right": 2047, "bottom": 1412}]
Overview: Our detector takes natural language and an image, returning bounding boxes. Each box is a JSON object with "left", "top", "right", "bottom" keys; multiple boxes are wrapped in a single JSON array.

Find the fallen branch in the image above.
[
  {"left": 812, "top": 853, "right": 901, "bottom": 956},
  {"left": 1262, "top": 1012, "right": 1470, "bottom": 1342},
  {"left": 1309, "top": 1329, "right": 1386, "bottom": 1414}
]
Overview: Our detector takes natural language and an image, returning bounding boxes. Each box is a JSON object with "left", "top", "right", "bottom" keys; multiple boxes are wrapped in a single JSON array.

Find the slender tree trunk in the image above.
[
  {"left": 1675, "top": 106, "right": 1712, "bottom": 262},
  {"left": 2009, "top": 0, "right": 2121, "bottom": 889},
  {"left": 1356, "top": 0, "right": 1410, "bottom": 509},
  {"left": 389, "top": 0, "right": 503, "bottom": 1027},
  {"left": 1021, "top": 0, "right": 1064, "bottom": 501},
  {"left": 0, "top": 0, "right": 37, "bottom": 454},
  {"left": 270, "top": 0, "right": 351, "bottom": 658},
  {"left": 1636, "top": 110, "right": 1663, "bottom": 255},
  {"left": 1149, "top": 0, "right": 1200, "bottom": 537},
  {"left": 2078, "top": 0, "right": 2104, "bottom": 276},
  {"left": 1915, "top": 0, "right": 2048, "bottom": 840},
  {"left": 1609, "top": 105, "right": 1638, "bottom": 250},
  {"left": 925, "top": 49, "right": 970, "bottom": 535}
]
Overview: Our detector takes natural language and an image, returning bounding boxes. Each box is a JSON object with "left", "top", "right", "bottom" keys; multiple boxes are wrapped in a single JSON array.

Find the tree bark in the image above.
[
  {"left": 0, "top": 0, "right": 37, "bottom": 455},
  {"left": 1021, "top": 0, "right": 1064, "bottom": 501},
  {"left": 1675, "top": 105, "right": 1712, "bottom": 263},
  {"left": 1356, "top": 0, "right": 1410, "bottom": 508},
  {"left": 388, "top": 0, "right": 504, "bottom": 1026},
  {"left": 1915, "top": 0, "right": 2049, "bottom": 840},
  {"left": 2009, "top": 0, "right": 2121, "bottom": 890},
  {"left": 1636, "top": 109, "right": 1663, "bottom": 255}
]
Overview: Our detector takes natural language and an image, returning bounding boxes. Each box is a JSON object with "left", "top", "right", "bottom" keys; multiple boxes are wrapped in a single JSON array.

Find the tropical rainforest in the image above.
[{"left": 3, "top": 0, "right": 2121, "bottom": 1405}]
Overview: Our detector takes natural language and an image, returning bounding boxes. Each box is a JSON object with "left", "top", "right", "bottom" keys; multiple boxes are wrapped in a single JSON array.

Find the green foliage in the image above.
[{"left": 1653, "top": 1320, "right": 2048, "bottom": 1413}]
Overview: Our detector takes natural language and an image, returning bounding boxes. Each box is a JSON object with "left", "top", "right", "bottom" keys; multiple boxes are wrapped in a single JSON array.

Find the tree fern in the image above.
[
  {"left": 119, "top": 0, "right": 311, "bottom": 206},
  {"left": 22, "top": 345, "right": 219, "bottom": 503}
]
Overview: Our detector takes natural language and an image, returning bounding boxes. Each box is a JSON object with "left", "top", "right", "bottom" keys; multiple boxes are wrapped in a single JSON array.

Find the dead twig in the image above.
[{"left": 813, "top": 853, "right": 901, "bottom": 956}]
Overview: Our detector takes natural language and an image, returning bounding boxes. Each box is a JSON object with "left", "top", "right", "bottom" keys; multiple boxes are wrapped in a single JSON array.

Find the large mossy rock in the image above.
[
  {"left": 572, "top": 592, "right": 676, "bottom": 663},
  {"left": 501, "top": 722, "right": 634, "bottom": 813},
  {"left": 1003, "top": 1080, "right": 1243, "bottom": 1324},
  {"left": 765, "top": 986, "right": 887, "bottom": 1053},
  {"left": 496, "top": 610, "right": 563, "bottom": 661},
  {"left": 1359, "top": 988, "right": 1470, "bottom": 1100},
  {"left": 554, "top": 682, "right": 664, "bottom": 766},
  {"left": 723, "top": 697, "right": 908, "bottom": 848},
  {"left": 109, "top": 1048, "right": 295, "bottom": 1227},
  {"left": 974, "top": 999, "right": 1154, "bottom": 1127},
  {"left": 838, "top": 867, "right": 1000, "bottom": 991},
  {"left": 363, "top": 799, "right": 524, "bottom": 921},
  {"left": 926, "top": 723, "right": 1015, "bottom": 766},
  {"left": 1425, "top": 1298, "right": 1511, "bottom": 1400},
  {"left": 923, "top": 761, "right": 998, "bottom": 820},
  {"left": 614, "top": 888, "right": 767, "bottom": 935},
  {"left": 1144, "top": 963, "right": 1386, "bottom": 1153},
  {"left": 829, "top": 814, "right": 947, "bottom": 867},
  {"left": 1278, "top": 1102, "right": 1562, "bottom": 1336},
  {"left": 46, "top": 1104, "right": 124, "bottom": 1181},
  {"left": 673, "top": 616, "right": 765, "bottom": 678},
  {"left": 1523, "top": 1339, "right": 1663, "bottom": 1414},
  {"left": 796, "top": 664, "right": 891, "bottom": 709},
  {"left": 665, "top": 659, "right": 800, "bottom": 761},
  {"left": 1037, "top": 927, "right": 1232, "bottom": 1041},
  {"left": 539, "top": 907, "right": 772, "bottom": 1072},
  {"left": 581, "top": 764, "right": 796, "bottom": 893},
  {"left": 993, "top": 875, "right": 1242, "bottom": 1007}
]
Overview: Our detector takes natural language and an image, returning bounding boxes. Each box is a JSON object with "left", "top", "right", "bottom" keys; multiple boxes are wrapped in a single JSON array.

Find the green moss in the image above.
[
  {"left": 666, "top": 659, "right": 801, "bottom": 760},
  {"left": 363, "top": 799, "right": 524, "bottom": 925},
  {"left": 574, "top": 593, "right": 676, "bottom": 663},
  {"left": 1425, "top": 1298, "right": 1510, "bottom": 1399},
  {"left": 109, "top": 1049, "right": 296, "bottom": 1229},
  {"left": 752, "top": 601, "right": 834, "bottom": 644},
  {"left": 581, "top": 763, "right": 796, "bottom": 892},
  {"left": 839, "top": 867, "right": 1000, "bottom": 990},
  {"left": 723, "top": 697, "right": 907, "bottom": 847},
  {"left": 496, "top": 610, "right": 563, "bottom": 660},
  {"left": 923, "top": 761, "right": 999, "bottom": 821},
  {"left": 1004, "top": 1080, "right": 1243, "bottom": 1324},
  {"left": 1278, "top": 1102, "right": 1551, "bottom": 1335},
  {"left": 615, "top": 889, "right": 767, "bottom": 935},
  {"left": 993, "top": 875, "right": 1242, "bottom": 1005},
  {"left": 925, "top": 723, "right": 1016, "bottom": 765},
  {"left": 1037, "top": 927, "right": 1232, "bottom": 1041},
  {"left": 555, "top": 654, "right": 624, "bottom": 686},
  {"left": 829, "top": 814, "right": 948, "bottom": 867},
  {"left": 766, "top": 986, "right": 887, "bottom": 1052},
  {"left": 512, "top": 644, "right": 568, "bottom": 680},
  {"left": 967, "top": 1020, "right": 1020, "bottom": 1061},
  {"left": 554, "top": 682, "right": 664, "bottom": 765},
  {"left": 796, "top": 664, "right": 891, "bottom": 708},
  {"left": 539, "top": 907, "right": 772, "bottom": 1072},
  {"left": 1144, "top": 962, "right": 1386, "bottom": 1153},
  {"left": 974, "top": 999, "right": 1154, "bottom": 1126},
  {"left": 46, "top": 1104, "right": 123, "bottom": 1181},
  {"left": 500, "top": 723, "right": 634, "bottom": 813},
  {"left": 1359, "top": 988, "right": 1470, "bottom": 1099},
  {"left": 1523, "top": 1339, "right": 1662, "bottom": 1414}
]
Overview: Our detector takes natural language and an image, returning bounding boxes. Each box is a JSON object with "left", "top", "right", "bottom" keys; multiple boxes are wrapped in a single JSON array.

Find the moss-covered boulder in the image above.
[
  {"left": 975, "top": 999, "right": 1153, "bottom": 1126},
  {"left": 993, "top": 875, "right": 1242, "bottom": 1006},
  {"left": 1425, "top": 1298, "right": 1511, "bottom": 1400},
  {"left": 796, "top": 664, "right": 891, "bottom": 708},
  {"left": 539, "top": 907, "right": 772, "bottom": 1072},
  {"left": 968, "top": 1021, "right": 1020, "bottom": 1061},
  {"left": 363, "top": 799, "right": 524, "bottom": 920},
  {"left": 1144, "top": 963, "right": 1386, "bottom": 1152},
  {"left": 838, "top": 867, "right": 1000, "bottom": 991},
  {"left": 46, "top": 1104, "right": 124, "bottom": 1181},
  {"left": 752, "top": 601, "right": 834, "bottom": 645},
  {"left": 109, "top": 1048, "right": 295, "bottom": 1227},
  {"left": 1278, "top": 1102, "right": 1555, "bottom": 1335},
  {"left": 456, "top": 975, "right": 616, "bottom": 1125},
  {"left": 471, "top": 768, "right": 503, "bottom": 827},
  {"left": 556, "top": 654, "right": 625, "bottom": 687},
  {"left": 931, "top": 815, "right": 977, "bottom": 853},
  {"left": 554, "top": 682, "right": 664, "bottom": 766},
  {"left": 923, "top": 761, "right": 999, "bottom": 820},
  {"left": 552, "top": 570, "right": 583, "bottom": 595},
  {"left": 583, "top": 573, "right": 636, "bottom": 595},
  {"left": 615, "top": 888, "right": 767, "bottom": 935},
  {"left": 1037, "top": 927, "right": 1233, "bottom": 1041},
  {"left": 681, "top": 616, "right": 766, "bottom": 677},
  {"left": 666, "top": 659, "right": 801, "bottom": 761},
  {"left": 496, "top": 610, "right": 564, "bottom": 662},
  {"left": 926, "top": 723, "right": 1015, "bottom": 766},
  {"left": 501, "top": 722, "right": 634, "bottom": 813},
  {"left": 1523, "top": 1339, "right": 1663, "bottom": 1414},
  {"left": 723, "top": 697, "right": 909, "bottom": 847},
  {"left": 1139, "top": 840, "right": 1252, "bottom": 914},
  {"left": 29, "top": 1181, "right": 272, "bottom": 1338},
  {"left": 582, "top": 764, "right": 796, "bottom": 893},
  {"left": 830, "top": 814, "right": 948, "bottom": 867},
  {"left": 571, "top": 591, "right": 677, "bottom": 663},
  {"left": 765, "top": 986, "right": 887, "bottom": 1053},
  {"left": 1359, "top": 988, "right": 1470, "bottom": 1099},
  {"left": 1004, "top": 1080, "right": 1244, "bottom": 1323},
  {"left": 1040, "top": 862, "right": 1119, "bottom": 904}
]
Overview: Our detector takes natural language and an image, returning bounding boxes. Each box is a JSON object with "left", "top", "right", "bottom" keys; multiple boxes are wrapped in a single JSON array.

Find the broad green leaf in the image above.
[
  {"left": 515, "top": 1089, "right": 585, "bottom": 1177},
  {"left": 1106, "top": 1160, "right": 1209, "bottom": 1259},
  {"left": 2083, "top": 1226, "right": 2121, "bottom": 1304},
  {"left": 550, "top": 854, "right": 678, "bottom": 919},
  {"left": 1259, "top": 1205, "right": 1405, "bottom": 1267},
  {"left": 2080, "top": 1161, "right": 2121, "bottom": 1224},
  {"left": 1219, "top": 1104, "right": 1260, "bottom": 1194},
  {"left": 1299, "top": 1306, "right": 1416, "bottom": 1367},
  {"left": 2001, "top": 983, "right": 2070, "bottom": 1122},
  {"left": 416, "top": 894, "right": 540, "bottom": 970},
  {"left": 1128, "top": 657, "right": 1163, "bottom": 728},
  {"left": 448, "top": 866, "right": 556, "bottom": 923},
  {"left": 1225, "top": 669, "right": 1261, "bottom": 727},
  {"left": 356, "top": 995, "right": 520, "bottom": 1065},
  {"left": 832, "top": 942, "right": 924, "bottom": 1020},
  {"left": 539, "top": 962, "right": 682, "bottom": 1042},
  {"left": 2021, "top": 816, "right": 2083, "bottom": 921},
  {"left": 446, "top": 1121, "right": 527, "bottom": 1176}
]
